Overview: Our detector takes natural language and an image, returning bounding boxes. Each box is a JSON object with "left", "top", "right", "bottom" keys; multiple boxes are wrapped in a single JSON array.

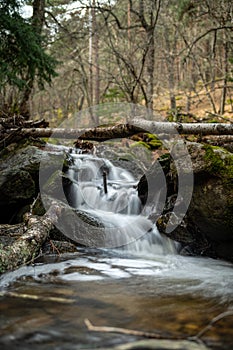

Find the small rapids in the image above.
[
  {"left": 62, "top": 151, "right": 174, "bottom": 250},
  {"left": 65, "top": 153, "right": 142, "bottom": 215}
]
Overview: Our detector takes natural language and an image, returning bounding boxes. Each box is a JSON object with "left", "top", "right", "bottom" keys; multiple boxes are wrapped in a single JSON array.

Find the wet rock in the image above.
[
  {"left": 97, "top": 142, "right": 152, "bottom": 178},
  {"left": 0, "top": 169, "right": 35, "bottom": 204},
  {"left": 0, "top": 143, "right": 64, "bottom": 223},
  {"left": 140, "top": 142, "right": 233, "bottom": 261},
  {"left": 41, "top": 196, "right": 106, "bottom": 247}
]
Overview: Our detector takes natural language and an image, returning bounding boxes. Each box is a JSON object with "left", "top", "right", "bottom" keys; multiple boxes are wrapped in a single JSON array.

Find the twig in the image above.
[
  {"left": 194, "top": 311, "right": 233, "bottom": 339},
  {"left": 30, "top": 193, "right": 41, "bottom": 214},
  {"left": 85, "top": 311, "right": 233, "bottom": 344},
  {"left": 49, "top": 239, "right": 61, "bottom": 256},
  {"left": 84, "top": 319, "right": 182, "bottom": 340},
  {"left": 0, "top": 291, "right": 75, "bottom": 304}
]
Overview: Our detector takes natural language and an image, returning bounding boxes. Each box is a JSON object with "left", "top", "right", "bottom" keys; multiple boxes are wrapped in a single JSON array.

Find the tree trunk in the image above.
[
  {"left": 4, "top": 120, "right": 232, "bottom": 142},
  {"left": 0, "top": 203, "right": 60, "bottom": 274},
  {"left": 220, "top": 40, "right": 229, "bottom": 115},
  {"left": 146, "top": 28, "right": 155, "bottom": 111},
  {"left": 92, "top": 0, "right": 100, "bottom": 106},
  {"left": 19, "top": 0, "right": 46, "bottom": 118},
  {"left": 163, "top": 27, "right": 177, "bottom": 112}
]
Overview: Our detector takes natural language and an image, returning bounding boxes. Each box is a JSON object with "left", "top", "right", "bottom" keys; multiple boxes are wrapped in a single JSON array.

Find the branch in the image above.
[
  {"left": 84, "top": 319, "right": 183, "bottom": 340},
  {"left": 186, "top": 26, "right": 233, "bottom": 56},
  {"left": 0, "top": 291, "right": 75, "bottom": 304},
  {"left": 6, "top": 120, "right": 233, "bottom": 141},
  {"left": 85, "top": 311, "right": 233, "bottom": 345},
  {"left": 194, "top": 311, "right": 233, "bottom": 339}
]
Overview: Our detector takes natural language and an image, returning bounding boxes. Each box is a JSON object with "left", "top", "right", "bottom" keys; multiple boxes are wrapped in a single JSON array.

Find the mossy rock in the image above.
[
  {"left": 146, "top": 142, "right": 233, "bottom": 261},
  {"left": 203, "top": 144, "right": 233, "bottom": 180},
  {"left": 185, "top": 143, "right": 233, "bottom": 243},
  {"left": 131, "top": 133, "right": 162, "bottom": 150},
  {"left": 0, "top": 138, "right": 45, "bottom": 163}
]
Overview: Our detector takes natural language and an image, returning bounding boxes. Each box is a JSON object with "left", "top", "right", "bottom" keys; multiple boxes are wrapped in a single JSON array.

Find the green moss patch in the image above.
[{"left": 203, "top": 144, "right": 233, "bottom": 181}]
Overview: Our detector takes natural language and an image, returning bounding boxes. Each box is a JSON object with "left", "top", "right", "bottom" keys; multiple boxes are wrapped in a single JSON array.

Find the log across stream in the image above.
[{"left": 7, "top": 119, "right": 233, "bottom": 140}]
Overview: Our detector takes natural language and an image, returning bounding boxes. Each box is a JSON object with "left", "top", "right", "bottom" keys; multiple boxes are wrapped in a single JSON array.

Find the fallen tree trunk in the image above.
[
  {"left": 0, "top": 203, "right": 61, "bottom": 274},
  {"left": 130, "top": 118, "right": 233, "bottom": 136},
  {"left": 4, "top": 120, "right": 233, "bottom": 141}
]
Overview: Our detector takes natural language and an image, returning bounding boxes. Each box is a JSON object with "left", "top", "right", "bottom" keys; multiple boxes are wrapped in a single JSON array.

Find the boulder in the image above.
[
  {"left": 139, "top": 142, "right": 233, "bottom": 261},
  {"left": 186, "top": 143, "right": 233, "bottom": 241},
  {"left": 0, "top": 142, "right": 64, "bottom": 223},
  {"left": 41, "top": 196, "right": 106, "bottom": 248}
]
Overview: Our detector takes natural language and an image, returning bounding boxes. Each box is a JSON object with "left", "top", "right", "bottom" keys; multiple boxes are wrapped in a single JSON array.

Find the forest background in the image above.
[{"left": 1, "top": 0, "right": 233, "bottom": 126}]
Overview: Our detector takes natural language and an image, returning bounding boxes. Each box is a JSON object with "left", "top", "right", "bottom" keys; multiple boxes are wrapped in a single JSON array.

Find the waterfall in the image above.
[{"left": 63, "top": 150, "right": 175, "bottom": 253}]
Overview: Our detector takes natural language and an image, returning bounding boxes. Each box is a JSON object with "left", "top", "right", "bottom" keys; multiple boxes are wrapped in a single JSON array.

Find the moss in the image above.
[
  {"left": 131, "top": 133, "right": 162, "bottom": 150},
  {"left": 118, "top": 153, "right": 136, "bottom": 161},
  {"left": 131, "top": 141, "right": 151, "bottom": 150},
  {"left": 144, "top": 133, "right": 159, "bottom": 141},
  {"left": 0, "top": 138, "right": 45, "bottom": 163},
  {"left": 203, "top": 144, "right": 233, "bottom": 181},
  {"left": 148, "top": 139, "right": 162, "bottom": 149},
  {"left": 144, "top": 132, "right": 162, "bottom": 149}
]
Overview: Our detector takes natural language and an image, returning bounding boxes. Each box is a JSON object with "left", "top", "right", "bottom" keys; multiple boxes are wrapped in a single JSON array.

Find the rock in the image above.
[
  {"left": 139, "top": 142, "right": 233, "bottom": 261},
  {"left": 97, "top": 142, "right": 152, "bottom": 178},
  {"left": 0, "top": 142, "right": 64, "bottom": 223},
  {"left": 0, "top": 168, "right": 35, "bottom": 204},
  {"left": 41, "top": 196, "right": 106, "bottom": 247},
  {"left": 187, "top": 143, "right": 233, "bottom": 242}
]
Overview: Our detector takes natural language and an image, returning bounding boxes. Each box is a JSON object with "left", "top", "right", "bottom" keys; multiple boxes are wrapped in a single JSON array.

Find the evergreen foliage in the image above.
[{"left": 0, "top": 0, "right": 57, "bottom": 99}]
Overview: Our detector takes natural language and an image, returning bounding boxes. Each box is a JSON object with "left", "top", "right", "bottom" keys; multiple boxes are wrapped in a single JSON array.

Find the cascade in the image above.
[{"left": 63, "top": 149, "right": 175, "bottom": 254}]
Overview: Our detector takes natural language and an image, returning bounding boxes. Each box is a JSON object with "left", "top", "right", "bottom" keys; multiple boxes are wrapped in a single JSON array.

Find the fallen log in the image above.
[
  {"left": 4, "top": 120, "right": 233, "bottom": 141},
  {"left": 0, "top": 203, "right": 61, "bottom": 274},
  {"left": 131, "top": 118, "right": 233, "bottom": 136}
]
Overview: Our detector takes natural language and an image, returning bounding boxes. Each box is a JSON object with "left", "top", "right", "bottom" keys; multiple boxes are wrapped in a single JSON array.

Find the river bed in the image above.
[{"left": 0, "top": 245, "right": 233, "bottom": 350}]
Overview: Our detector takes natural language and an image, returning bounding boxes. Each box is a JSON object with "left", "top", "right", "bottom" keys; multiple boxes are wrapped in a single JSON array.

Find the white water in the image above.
[
  {"left": 66, "top": 154, "right": 141, "bottom": 215},
  {"left": 1, "top": 249, "right": 233, "bottom": 303},
  {"left": 64, "top": 151, "right": 175, "bottom": 250}
]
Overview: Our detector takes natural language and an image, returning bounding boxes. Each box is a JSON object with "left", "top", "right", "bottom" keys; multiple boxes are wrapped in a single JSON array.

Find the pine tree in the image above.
[{"left": 0, "top": 0, "right": 58, "bottom": 118}]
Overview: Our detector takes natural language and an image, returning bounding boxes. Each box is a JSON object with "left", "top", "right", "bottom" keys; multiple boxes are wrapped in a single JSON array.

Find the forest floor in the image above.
[{"left": 153, "top": 88, "right": 233, "bottom": 123}]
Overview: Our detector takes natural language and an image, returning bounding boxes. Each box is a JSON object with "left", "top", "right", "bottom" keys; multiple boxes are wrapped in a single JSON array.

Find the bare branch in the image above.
[{"left": 187, "top": 26, "right": 233, "bottom": 56}]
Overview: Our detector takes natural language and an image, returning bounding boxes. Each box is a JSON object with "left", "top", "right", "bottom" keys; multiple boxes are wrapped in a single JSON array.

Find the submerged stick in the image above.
[
  {"left": 194, "top": 311, "right": 233, "bottom": 339},
  {"left": 0, "top": 291, "right": 75, "bottom": 304},
  {"left": 85, "top": 311, "right": 233, "bottom": 345},
  {"left": 84, "top": 319, "right": 182, "bottom": 340}
]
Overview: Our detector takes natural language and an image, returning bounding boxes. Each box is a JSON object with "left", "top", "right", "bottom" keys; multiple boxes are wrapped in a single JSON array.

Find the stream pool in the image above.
[{"left": 0, "top": 247, "right": 233, "bottom": 350}]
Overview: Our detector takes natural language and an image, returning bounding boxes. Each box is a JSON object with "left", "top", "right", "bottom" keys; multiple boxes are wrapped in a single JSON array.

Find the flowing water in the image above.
[{"left": 0, "top": 149, "right": 233, "bottom": 350}]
